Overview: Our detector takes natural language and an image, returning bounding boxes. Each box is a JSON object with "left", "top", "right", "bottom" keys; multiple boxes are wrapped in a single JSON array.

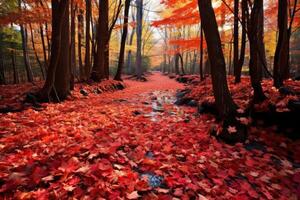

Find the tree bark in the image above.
[
  {"left": 247, "top": 0, "right": 266, "bottom": 102},
  {"left": 11, "top": 50, "right": 19, "bottom": 84},
  {"left": 85, "top": 0, "right": 91, "bottom": 79},
  {"left": 29, "top": 24, "right": 45, "bottom": 80},
  {"left": 233, "top": 0, "right": 239, "bottom": 78},
  {"left": 0, "top": 30, "right": 5, "bottom": 84},
  {"left": 198, "top": 0, "right": 237, "bottom": 118},
  {"left": 115, "top": 0, "right": 131, "bottom": 81},
  {"left": 135, "top": 0, "right": 143, "bottom": 79},
  {"left": 235, "top": 0, "right": 247, "bottom": 83},
  {"left": 199, "top": 25, "right": 204, "bottom": 80},
  {"left": 126, "top": 13, "right": 135, "bottom": 74},
  {"left": 273, "top": 0, "right": 289, "bottom": 88},
  {"left": 91, "top": 0, "right": 109, "bottom": 82},
  {"left": 70, "top": 0, "right": 76, "bottom": 89},
  {"left": 78, "top": 9, "right": 84, "bottom": 80},
  {"left": 40, "top": 25, "right": 48, "bottom": 73},
  {"left": 38, "top": 0, "right": 70, "bottom": 101}
]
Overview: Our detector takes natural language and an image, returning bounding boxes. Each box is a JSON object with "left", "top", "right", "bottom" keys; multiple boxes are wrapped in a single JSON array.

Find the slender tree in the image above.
[
  {"left": 115, "top": 0, "right": 131, "bottom": 81},
  {"left": 233, "top": 0, "right": 239, "bottom": 78},
  {"left": 91, "top": 0, "right": 109, "bottom": 81},
  {"left": 85, "top": 0, "right": 91, "bottom": 79},
  {"left": 197, "top": 0, "right": 237, "bottom": 118},
  {"left": 135, "top": 0, "right": 143, "bottom": 79},
  {"left": 247, "top": 0, "right": 266, "bottom": 102},
  {"left": 38, "top": 0, "right": 70, "bottom": 101}
]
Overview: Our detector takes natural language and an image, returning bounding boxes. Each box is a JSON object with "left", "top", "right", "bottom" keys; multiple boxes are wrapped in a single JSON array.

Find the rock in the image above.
[
  {"left": 187, "top": 100, "right": 198, "bottom": 107},
  {"left": 132, "top": 110, "right": 142, "bottom": 116},
  {"left": 176, "top": 89, "right": 191, "bottom": 98},
  {"left": 174, "top": 97, "right": 192, "bottom": 106},
  {"left": 80, "top": 89, "right": 89, "bottom": 96}
]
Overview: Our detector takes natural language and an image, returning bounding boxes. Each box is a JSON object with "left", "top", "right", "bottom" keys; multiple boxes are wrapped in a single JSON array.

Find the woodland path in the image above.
[{"left": 0, "top": 73, "right": 299, "bottom": 199}]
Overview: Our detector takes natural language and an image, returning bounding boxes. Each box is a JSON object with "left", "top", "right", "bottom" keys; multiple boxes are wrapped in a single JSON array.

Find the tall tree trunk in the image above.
[
  {"left": 40, "top": 25, "right": 48, "bottom": 73},
  {"left": 135, "top": 0, "right": 143, "bottom": 79},
  {"left": 70, "top": 0, "right": 76, "bottom": 89},
  {"left": 247, "top": 0, "right": 266, "bottom": 102},
  {"left": 115, "top": 0, "right": 131, "bottom": 81},
  {"left": 29, "top": 24, "right": 45, "bottom": 80},
  {"left": 0, "top": 30, "right": 5, "bottom": 85},
  {"left": 91, "top": 0, "right": 109, "bottom": 81},
  {"left": 85, "top": 0, "right": 91, "bottom": 79},
  {"left": 38, "top": 0, "right": 70, "bottom": 101},
  {"left": 273, "top": 0, "right": 289, "bottom": 88},
  {"left": 233, "top": 0, "right": 239, "bottom": 78},
  {"left": 174, "top": 53, "right": 180, "bottom": 75},
  {"left": 126, "top": 14, "right": 135, "bottom": 74},
  {"left": 200, "top": 25, "right": 204, "bottom": 80},
  {"left": 235, "top": 0, "right": 247, "bottom": 83},
  {"left": 78, "top": 9, "right": 84, "bottom": 80},
  {"left": 197, "top": 0, "right": 237, "bottom": 118},
  {"left": 11, "top": 50, "right": 19, "bottom": 84},
  {"left": 179, "top": 53, "right": 185, "bottom": 75}
]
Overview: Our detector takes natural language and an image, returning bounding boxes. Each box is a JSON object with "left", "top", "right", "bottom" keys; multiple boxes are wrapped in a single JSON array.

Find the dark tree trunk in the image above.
[
  {"left": 200, "top": 25, "right": 204, "bottom": 80},
  {"left": 273, "top": 0, "right": 289, "bottom": 88},
  {"left": 70, "top": 0, "right": 76, "bottom": 89},
  {"left": 40, "top": 25, "right": 48, "bottom": 73},
  {"left": 38, "top": 0, "right": 70, "bottom": 101},
  {"left": 11, "top": 50, "right": 19, "bottom": 84},
  {"left": 85, "top": 0, "right": 91, "bottom": 79},
  {"left": 233, "top": 0, "right": 239, "bottom": 78},
  {"left": 126, "top": 14, "right": 135, "bottom": 74},
  {"left": 115, "top": 0, "right": 131, "bottom": 81},
  {"left": 78, "top": 9, "right": 84, "bottom": 80},
  {"left": 174, "top": 53, "right": 180, "bottom": 75},
  {"left": 235, "top": 0, "right": 247, "bottom": 83},
  {"left": 29, "top": 24, "right": 45, "bottom": 80},
  {"left": 179, "top": 53, "right": 185, "bottom": 75},
  {"left": 0, "top": 30, "right": 5, "bottom": 84},
  {"left": 21, "top": 24, "right": 34, "bottom": 82},
  {"left": 91, "top": 0, "right": 109, "bottom": 82},
  {"left": 135, "top": 0, "right": 143, "bottom": 79},
  {"left": 198, "top": 0, "right": 237, "bottom": 118},
  {"left": 247, "top": 0, "right": 266, "bottom": 103}
]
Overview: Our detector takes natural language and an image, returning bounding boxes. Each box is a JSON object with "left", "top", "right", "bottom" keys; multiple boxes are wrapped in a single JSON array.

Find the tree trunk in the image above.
[
  {"left": 174, "top": 53, "right": 180, "bottom": 75},
  {"left": 70, "top": 0, "right": 76, "bottom": 89},
  {"left": 233, "top": 0, "right": 239, "bottom": 78},
  {"left": 11, "top": 50, "right": 19, "bottom": 84},
  {"left": 126, "top": 14, "right": 135, "bottom": 74},
  {"left": 247, "top": 0, "right": 266, "bottom": 102},
  {"left": 40, "top": 25, "right": 48, "bottom": 74},
  {"left": 38, "top": 0, "right": 70, "bottom": 101},
  {"left": 78, "top": 9, "right": 84, "bottom": 80},
  {"left": 29, "top": 24, "right": 45, "bottom": 80},
  {"left": 0, "top": 30, "right": 5, "bottom": 84},
  {"left": 273, "top": 0, "right": 288, "bottom": 88},
  {"left": 85, "top": 0, "right": 91, "bottom": 80},
  {"left": 197, "top": 0, "right": 237, "bottom": 118},
  {"left": 235, "top": 0, "right": 247, "bottom": 83},
  {"left": 200, "top": 25, "right": 204, "bottom": 80},
  {"left": 115, "top": 0, "right": 131, "bottom": 81},
  {"left": 135, "top": 0, "right": 143, "bottom": 79},
  {"left": 91, "top": 0, "right": 109, "bottom": 82},
  {"left": 179, "top": 53, "right": 185, "bottom": 75}
]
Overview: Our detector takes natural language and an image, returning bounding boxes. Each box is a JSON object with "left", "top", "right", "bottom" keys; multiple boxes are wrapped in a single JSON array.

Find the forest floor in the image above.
[{"left": 0, "top": 72, "right": 300, "bottom": 199}]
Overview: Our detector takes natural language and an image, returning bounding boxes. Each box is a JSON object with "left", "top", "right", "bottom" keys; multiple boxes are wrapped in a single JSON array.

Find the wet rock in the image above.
[
  {"left": 80, "top": 89, "right": 89, "bottom": 96},
  {"left": 187, "top": 100, "right": 198, "bottom": 107},
  {"left": 133, "top": 110, "right": 142, "bottom": 116},
  {"left": 176, "top": 89, "right": 191, "bottom": 98},
  {"left": 174, "top": 97, "right": 192, "bottom": 106}
]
